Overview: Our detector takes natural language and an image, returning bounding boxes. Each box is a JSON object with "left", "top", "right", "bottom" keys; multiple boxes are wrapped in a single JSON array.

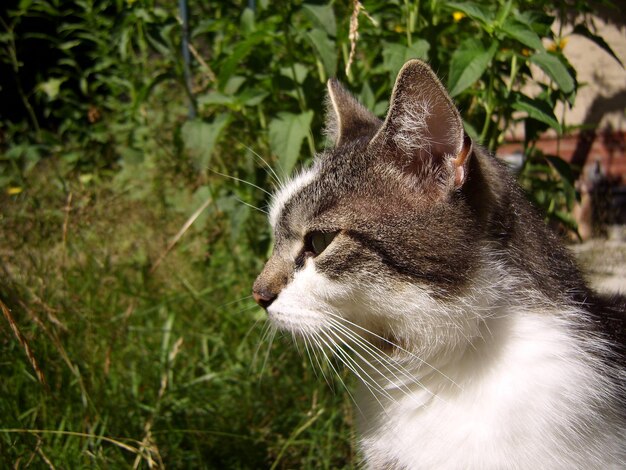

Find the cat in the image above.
[{"left": 253, "top": 60, "right": 625, "bottom": 469}]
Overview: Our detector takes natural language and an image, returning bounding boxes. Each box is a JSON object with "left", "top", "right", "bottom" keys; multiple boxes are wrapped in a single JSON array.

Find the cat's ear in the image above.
[
  {"left": 325, "top": 79, "right": 382, "bottom": 147},
  {"left": 370, "top": 60, "right": 472, "bottom": 189}
]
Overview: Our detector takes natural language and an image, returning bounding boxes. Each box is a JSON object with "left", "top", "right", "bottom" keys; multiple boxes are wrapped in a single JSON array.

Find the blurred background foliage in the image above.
[{"left": 0, "top": 0, "right": 619, "bottom": 467}]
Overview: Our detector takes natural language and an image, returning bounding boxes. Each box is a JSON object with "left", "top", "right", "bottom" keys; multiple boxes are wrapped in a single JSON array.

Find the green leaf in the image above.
[
  {"left": 360, "top": 81, "right": 375, "bottom": 111},
  {"left": 197, "top": 92, "right": 236, "bottom": 107},
  {"left": 305, "top": 29, "right": 337, "bottom": 79},
  {"left": 218, "top": 32, "right": 267, "bottom": 90},
  {"left": 240, "top": 8, "right": 255, "bottom": 35},
  {"left": 448, "top": 39, "right": 498, "bottom": 97},
  {"left": 572, "top": 24, "right": 623, "bottom": 68},
  {"left": 553, "top": 209, "right": 578, "bottom": 231},
  {"left": 445, "top": 2, "right": 494, "bottom": 26},
  {"left": 514, "top": 11, "right": 553, "bottom": 37},
  {"left": 462, "top": 120, "right": 479, "bottom": 142},
  {"left": 382, "top": 40, "right": 430, "bottom": 78},
  {"left": 37, "top": 77, "right": 66, "bottom": 100},
  {"left": 546, "top": 155, "right": 576, "bottom": 187},
  {"left": 268, "top": 111, "right": 314, "bottom": 177},
  {"left": 280, "top": 63, "right": 309, "bottom": 84},
  {"left": 500, "top": 18, "right": 544, "bottom": 51},
  {"left": 182, "top": 114, "right": 231, "bottom": 170},
  {"left": 530, "top": 52, "right": 575, "bottom": 94},
  {"left": 373, "top": 101, "right": 388, "bottom": 116},
  {"left": 302, "top": 3, "right": 336, "bottom": 37},
  {"left": 512, "top": 94, "right": 561, "bottom": 133},
  {"left": 224, "top": 76, "right": 246, "bottom": 95},
  {"left": 237, "top": 88, "right": 269, "bottom": 107},
  {"left": 198, "top": 89, "right": 268, "bottom": 109}
]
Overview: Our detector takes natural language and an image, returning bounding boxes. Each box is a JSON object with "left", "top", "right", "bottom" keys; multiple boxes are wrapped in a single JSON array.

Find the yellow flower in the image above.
[
  {"left": 394, "top": 24, "right": 405, "bottom": 33},
  {"left": 548, "top": 37, "right": 569, "bottom": 52},
  {"left": 7, "top": 186, "right": 23, "bottom": 195},
  {"left": 452, "top": 11, "right": 466, "bottom": 22}
]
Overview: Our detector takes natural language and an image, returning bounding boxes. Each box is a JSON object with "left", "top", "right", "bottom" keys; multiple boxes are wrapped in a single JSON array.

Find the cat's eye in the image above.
[{"left": 308, "top": 231, "right": 338, "bottom": 256}]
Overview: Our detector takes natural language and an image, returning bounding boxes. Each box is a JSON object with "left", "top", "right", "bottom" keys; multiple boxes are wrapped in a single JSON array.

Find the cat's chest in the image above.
[{"left": 354, "top": 311, "right": 623, "bottom": 469}]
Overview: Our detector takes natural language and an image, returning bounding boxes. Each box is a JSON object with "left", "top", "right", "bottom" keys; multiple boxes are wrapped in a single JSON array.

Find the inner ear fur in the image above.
[
  {"left": 370, "top": 59, "right": 471, "bottom": 189},
  {"left": 325, "top": 79, "right": 382, "bottom": 147}
]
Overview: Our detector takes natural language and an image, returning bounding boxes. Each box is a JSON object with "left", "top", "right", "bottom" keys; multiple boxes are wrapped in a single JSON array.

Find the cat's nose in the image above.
[{"left": 253, "top": 289, "right": 277, "bottom": 309}]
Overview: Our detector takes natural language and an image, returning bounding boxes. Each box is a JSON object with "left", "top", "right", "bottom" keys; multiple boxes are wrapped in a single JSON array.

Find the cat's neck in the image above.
[{"left": 355, "top": 305, "right": 624, "bottom": 469}]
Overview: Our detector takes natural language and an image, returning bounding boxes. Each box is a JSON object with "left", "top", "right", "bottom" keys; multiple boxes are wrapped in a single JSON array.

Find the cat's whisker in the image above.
[
  {"left": 325, "top": 311, "right": 462, "bottom": 390},
  {"left": 229, "top": 302, "right": 260, "bottom": 317},
  {"left": 325, "top": 323, "right": 436, "bottom": 407},
  {"left": 329, "top": 329, "right": 408, "bottom": 394},
  {"left": 300, "top": 335, "right": 319, "bottom": 378},
  {"left": 325, "top": 318, "right": 440, "bottom": 402},
  {"left": 258, "top": 325, "right": 277, "bottom": 378},
  {"left": 299, "top": 334, "right": 325, "bottom": 384},
  {"left": 308, "top": 332, "right": 334, "bottom": 389},
  {"left": 316, "top": 332, "right": 381, "bottom": 401},
  {"left": 325, "top": 341, "right": 395, "bottom": 412},
  {"left": 326, "top": 319, "right": 413, "bottom": 382},
  {"left": 247, "top": 317, "right": 270, "bottom": 363},
  {"left": 292, "top": 333, "right": 302, "bottom": 355},
  {"left": 240, "top": 143, "right": 282, "bottom": 187},
  {"left": 253, "top": 322, "right": 273, "bottom": 359},
  {"left": 209, "top": 168, "right": 273, "bottom": 196},
  {"left": 309, "top": 331, "right": 350, "bottom": 398},
  {"left": 217, "top": 295, "right": 256, "bottom": 309},
  {"left": 234, "top": 197, "right": 269, "bottom": 215},
  {"left": 317, "top": 328, "right": 397, "bottom": 404},
  {"left": 316, "top": 344, "right": 363, "bottom": 411}
]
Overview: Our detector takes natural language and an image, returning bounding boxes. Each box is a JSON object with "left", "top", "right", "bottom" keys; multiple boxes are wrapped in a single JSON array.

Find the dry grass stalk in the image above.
[
  {"left": 1, "top": 429, "right": 150, "bottom": 460},
  {"left": 345, "top": 0, "right": 377, "bottom": 77},
  {"left": 0, "top": 298, "right": 48, "bottom": 389},
  {"left": 18, "top": 299, "right": 91, "bottom": 407},
  {"left": 188, "top": 42, "right": 217, "bottom": 84},
  {"left": 22, "top": 285, "right": 67, "bottom": 332},
  {"left": 132, "top": 421, "right": 160, "bottom": 469},
  {"left": 62, "top": 192, "right": 73, "bottom": 266},
  {"left": 19, "top": 301, "right": 73, "bottom": 375},
  {"left": 35, "top": 446, "right": 56, "bottom": 470},
  {"left": 150, "top": 196, "right": 212, "bottom": 274}
]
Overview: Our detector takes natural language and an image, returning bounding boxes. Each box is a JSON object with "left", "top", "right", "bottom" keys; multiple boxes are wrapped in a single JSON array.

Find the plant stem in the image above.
[
  {"left": 404, "top": 0, "right": 412, "bottom": 46},
  {"left": 480, "top": 70, "right": 495, "bottom": 146},
  {"left": 506, "top": 53, "right": 518, "bottom": 97},
  {"left": 0, "top": 17, "right": 41, "bottom": 139}
]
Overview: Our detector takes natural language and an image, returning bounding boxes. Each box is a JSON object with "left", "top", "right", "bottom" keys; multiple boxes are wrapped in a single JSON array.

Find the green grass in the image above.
[{"left": 0, "top": 162, "right": 356, "bottom": 468}]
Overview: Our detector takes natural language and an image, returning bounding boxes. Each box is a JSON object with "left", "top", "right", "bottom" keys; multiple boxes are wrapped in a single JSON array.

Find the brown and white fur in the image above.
[{"left": 253, "top": 60, "right": 625, "bottom": 469}]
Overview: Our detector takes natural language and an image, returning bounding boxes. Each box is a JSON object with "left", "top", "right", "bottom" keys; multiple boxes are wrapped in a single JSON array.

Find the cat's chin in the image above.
[{"left": 266, "top": 306, "right": 327, "bottom": 336}]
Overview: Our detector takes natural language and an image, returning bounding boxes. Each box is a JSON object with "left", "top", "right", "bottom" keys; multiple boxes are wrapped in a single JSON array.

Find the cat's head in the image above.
[{"left": 253, "top": 60, "right": 492, "bottom": 356}]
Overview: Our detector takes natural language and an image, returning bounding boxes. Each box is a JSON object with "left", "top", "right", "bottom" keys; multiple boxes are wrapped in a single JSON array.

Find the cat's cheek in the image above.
[{"left": 266, "top": 260, "right": 350, "bottom": 335}]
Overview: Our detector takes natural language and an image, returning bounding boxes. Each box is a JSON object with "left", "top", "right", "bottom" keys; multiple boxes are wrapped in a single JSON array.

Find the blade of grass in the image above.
[{"left": 270, "top": 407, "right": 325, "bottom": 470}]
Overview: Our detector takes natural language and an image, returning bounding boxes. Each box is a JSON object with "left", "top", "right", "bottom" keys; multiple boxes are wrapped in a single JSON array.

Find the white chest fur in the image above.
[{"left": 355, "top": 310, "right": 625, "bottom": 469}]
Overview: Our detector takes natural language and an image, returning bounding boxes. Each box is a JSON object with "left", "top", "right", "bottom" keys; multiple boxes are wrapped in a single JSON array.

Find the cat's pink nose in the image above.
[{"left": 253, "top": 290, "right": 277, "bottom": 309}]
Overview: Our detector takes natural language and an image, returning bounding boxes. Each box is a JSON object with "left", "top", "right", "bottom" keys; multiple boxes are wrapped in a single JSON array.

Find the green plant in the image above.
[
  {"left": 0, "top": 0, "right": 183, "bottom": 186},
  {"left": 177, "top": 1, "right": 619, "bottom": 234},
  {"left": 0, "top": 1, "right": 622, "bottom": 467}
]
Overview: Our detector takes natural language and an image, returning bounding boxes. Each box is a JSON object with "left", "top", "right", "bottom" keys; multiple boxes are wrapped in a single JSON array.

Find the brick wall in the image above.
[{"left": 497, "top": 131, "right": 626, "bottom": 185}]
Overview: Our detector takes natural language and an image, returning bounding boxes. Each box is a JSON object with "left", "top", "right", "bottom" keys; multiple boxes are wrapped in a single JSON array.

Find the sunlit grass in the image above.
[{"left": 0, "top": 167, "right": 355, "bottom": 468}]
